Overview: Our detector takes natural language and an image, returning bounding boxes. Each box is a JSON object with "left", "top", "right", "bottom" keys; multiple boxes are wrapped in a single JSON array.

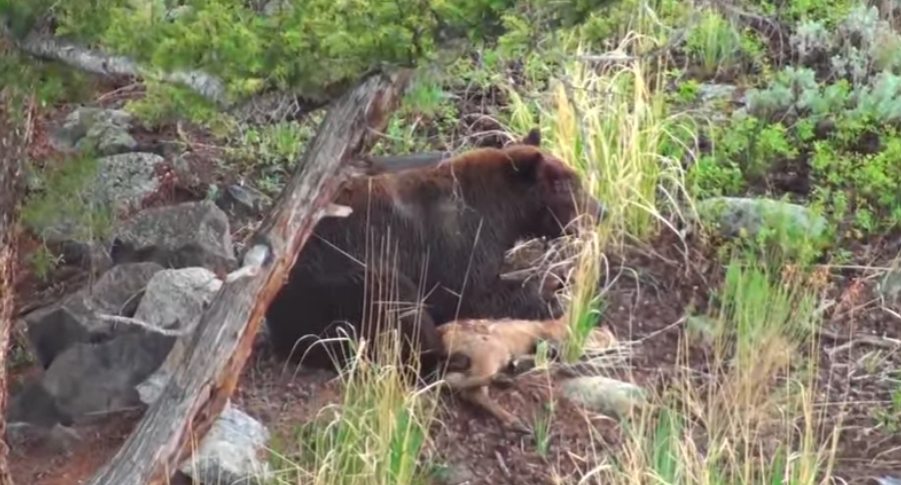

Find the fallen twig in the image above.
[
  {"left": 821, "top": 327, "right": 901, "bottom": 357},
  {"left": 95, "top": 314, "right": 189, "bottom": 337}
]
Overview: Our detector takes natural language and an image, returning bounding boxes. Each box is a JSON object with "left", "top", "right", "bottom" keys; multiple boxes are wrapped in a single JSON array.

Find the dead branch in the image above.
[
  {"left": 9, "top": 30, "right": 230, "bottom": 107},
  {"left": 85, "top": 68, "right": 413, "bottom": 485}
]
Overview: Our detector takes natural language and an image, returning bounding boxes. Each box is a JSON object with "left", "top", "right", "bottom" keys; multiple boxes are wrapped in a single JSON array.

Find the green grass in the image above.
[
  {"left": 575, "top": 257, "right": 840, "bottom": 484},
  {"left": 268, "top": 342, "right": 441, "bottom": 485},
  {"left": 262, "top": 238, "right": 444, "bottom": 485},
  {"left": 503, "top": 28, "right": 696, "bottom": 361}
]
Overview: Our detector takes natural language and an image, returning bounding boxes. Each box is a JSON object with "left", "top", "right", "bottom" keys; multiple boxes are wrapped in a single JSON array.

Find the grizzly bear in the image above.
[{"left": 264, "top": 129, "right": 602, "bottom": 374}]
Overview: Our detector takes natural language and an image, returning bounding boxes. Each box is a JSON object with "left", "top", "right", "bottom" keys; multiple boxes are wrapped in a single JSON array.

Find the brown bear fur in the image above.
[{"left": 264, "top": 129, "right": 602, "bottom": 374}]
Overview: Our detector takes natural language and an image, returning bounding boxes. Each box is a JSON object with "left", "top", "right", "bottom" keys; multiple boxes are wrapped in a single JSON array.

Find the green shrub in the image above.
[{"left": 696, "top": 57, "right": 901, "bottom": 238}]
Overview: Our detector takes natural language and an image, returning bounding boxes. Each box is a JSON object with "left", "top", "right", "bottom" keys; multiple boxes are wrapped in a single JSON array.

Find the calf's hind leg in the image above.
[{"left": 460, "top": 386, "right": 531, "bottom": 433}]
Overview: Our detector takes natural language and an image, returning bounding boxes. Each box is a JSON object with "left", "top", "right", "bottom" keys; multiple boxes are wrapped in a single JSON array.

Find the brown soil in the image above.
[{"left": 8, "top": 411, "right": 141, "bottom": 485}]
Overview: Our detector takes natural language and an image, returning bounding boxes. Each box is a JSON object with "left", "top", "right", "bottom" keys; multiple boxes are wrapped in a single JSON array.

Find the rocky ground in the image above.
[{"left": 6, "top": 66, "right": 901, "bottom": 485}]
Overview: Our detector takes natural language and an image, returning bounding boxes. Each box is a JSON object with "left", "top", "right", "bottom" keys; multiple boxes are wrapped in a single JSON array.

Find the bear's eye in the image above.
[{"left": 552, "top": 180, "right": 572, "bottom": 193}]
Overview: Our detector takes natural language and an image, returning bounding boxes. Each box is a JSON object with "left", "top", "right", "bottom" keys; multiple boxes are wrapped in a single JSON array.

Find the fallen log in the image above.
[{"left": 86, "top": 68, "right": 413, "bottom": 485}]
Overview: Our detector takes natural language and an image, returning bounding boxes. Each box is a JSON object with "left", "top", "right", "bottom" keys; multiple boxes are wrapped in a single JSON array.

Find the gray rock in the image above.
[
  {"left": 23, "top": 262, "right": 164, "bottom": 367},
  {"left": 134, "top": 268, "right": 223, "bottom": 405},
  {"left": 695, "top": 197, "right": 828, "bottom": 241},
  {"left": 133, "top": 267, "right": 223, "bottom": 331},
  {"left": 77, "top": 121, "right": 138, "bottom": 156},
  {"left": 93, "top": 152, "right": 164, "bottom": 215},
  {"left": 111, "top": 200, "right": 237, "bottom": 274},
  {"left": 218, "top": 183, "right": 272, "bottom": 217},
  {"left": 165, "top": 5, "right": 193, "bottom": 21},
  {"left": 7, "top": 381, "right": 74, "bottom": 428},
  {"left": 171, "top": 153, "right": 203, "bottom": 188},
  {"left": 40, "top": 331, "right": 175, "bottom": 422},
  {"left": 433, "top": 463, "right": 477, "bottom": 485},
  {"left": 50, "top": 107, "right": 137, "bottom": 156},
  {"left": 179, "top": 403, "right": 271, "bottom": 485},
  {"left": 560, "top": 376, "right": 646, "bottom": 418},
  {"left": 698, "top": 83, "right": 739, "bottom": 106},
  {"left": 262, "top": 0, "right": 293, "bottom": 16},
  {"left": 35, "top": 152, "right": 162, "bottom": 263},
  {"left": 876, "top": 477, "right": 901, "bottom": 485}
]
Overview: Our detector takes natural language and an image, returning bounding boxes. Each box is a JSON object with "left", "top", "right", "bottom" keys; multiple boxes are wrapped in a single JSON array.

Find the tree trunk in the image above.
[
  {"left": 0, "top": 91, "right": 25, "bottom": 485},
  {"left": 86, "top": 69, "right": 413, "bottom": 485}
]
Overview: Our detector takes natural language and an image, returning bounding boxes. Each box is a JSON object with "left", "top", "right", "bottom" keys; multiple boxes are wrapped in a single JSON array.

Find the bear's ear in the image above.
[
  {"left": 508, "top": 148, "right": 545, "bottom": 181},
  {"left": 520, "top": 128, "right": 541, "bottom": 147}
]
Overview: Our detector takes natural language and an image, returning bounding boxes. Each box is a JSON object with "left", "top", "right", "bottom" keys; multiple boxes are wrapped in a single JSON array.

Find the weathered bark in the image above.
[
  {"left": 86, "top": 69, "right": 413, "bottom": 485},
  {"left": 5, "top": 30, "right": 230, "bottom": 107},
  {"left": 0, "top": 93, "right": 25, "bottom": 485}
]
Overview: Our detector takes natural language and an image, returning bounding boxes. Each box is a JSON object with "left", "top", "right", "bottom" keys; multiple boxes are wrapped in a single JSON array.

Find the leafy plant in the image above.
[
  {"left": 21, "top": 154, "right": 115, "bottom": 275},
  {"left": 871, "top": 383, "right": 901, "bottom": 433}
]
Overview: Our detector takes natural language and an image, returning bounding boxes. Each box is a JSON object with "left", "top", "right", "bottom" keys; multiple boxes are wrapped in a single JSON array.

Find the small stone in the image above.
[
  {"left": 697, "top": 83, "right": 739, "bottom": 105},
  {"left": 218, "top": 183, "right": 272, "bottom": 217},
  {"left": 560, "top": 376, "right": 646, "bottom": 418},
  {"left": 165, "top": 5, "right": 193, "bottom": 21},
  {"left": 433, "top": 462, "right": 477, "bottom": 485},
  {"left": 179, "top": 403, "right": 271, "bottom": 485},
  {"left": 76, "top": 121, "right": 138, "bottom": 156},
  {"left": 262, "top": 0, "right": 293, "bottom": 16},
  {"left": 50, "top": 107, "right": 135, "bottom": 155},
  {"left": 876, "top": 477, "right": 901, "bottom": 485}
]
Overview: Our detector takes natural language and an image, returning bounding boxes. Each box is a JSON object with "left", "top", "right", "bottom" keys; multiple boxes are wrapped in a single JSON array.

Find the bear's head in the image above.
[{"left": 498, "top": 128, "right": 604, "bottom": 239}]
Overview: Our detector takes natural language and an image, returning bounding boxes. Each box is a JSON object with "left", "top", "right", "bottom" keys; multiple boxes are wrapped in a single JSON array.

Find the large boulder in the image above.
[
  {"left": 134, "top": 267, "right": 223, "bottom": 404},
  {"left": 111, "top": 200, "right": 237, "bottom": 274},
  {"left": 37, "top": 331, "right": 174, "bottom": 422},
  {"left": 23, "top": 262, "right": 164, "bottom": 368}
]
